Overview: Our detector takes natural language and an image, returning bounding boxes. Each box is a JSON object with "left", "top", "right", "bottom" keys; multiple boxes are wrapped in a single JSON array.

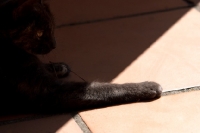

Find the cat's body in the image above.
[{"left": 0, "top": 0, "right": 162, "bottom": 114}]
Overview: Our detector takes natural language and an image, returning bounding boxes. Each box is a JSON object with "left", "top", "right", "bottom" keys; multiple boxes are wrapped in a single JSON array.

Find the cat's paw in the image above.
[
  {"left": 45, "top": 62, "right": 70, "bottom": 78},
  {"left": 136, "top": 81, "right": 162, "bottom": 100}
]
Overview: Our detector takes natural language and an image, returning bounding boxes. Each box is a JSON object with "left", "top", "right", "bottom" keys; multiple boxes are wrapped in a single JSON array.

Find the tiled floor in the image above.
[
  {"left": 80, "top": 90, "right": 200, "bottom": 133},
  {"left": 112, "top": 8, "right": 200, "bottom": 90},
  {"left": 1, "top": 0, "right": 200, "bottom": 132},
  {"left": 0, "top": 114, "right": 83, "bottom": 133}
]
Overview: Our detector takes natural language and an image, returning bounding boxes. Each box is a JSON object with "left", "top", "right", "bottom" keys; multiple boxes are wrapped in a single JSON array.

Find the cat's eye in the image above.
[{"left": 37, "top": 30, "right": 43, "bottom": 37}]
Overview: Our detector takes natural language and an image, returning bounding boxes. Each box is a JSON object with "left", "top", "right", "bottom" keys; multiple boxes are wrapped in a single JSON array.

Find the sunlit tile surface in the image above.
[
  {"left": 80, "top": 91, "right": 200, "bottom": 133},
  {"left": 112, "top": 9, "right": 200, "bottom": 90}
]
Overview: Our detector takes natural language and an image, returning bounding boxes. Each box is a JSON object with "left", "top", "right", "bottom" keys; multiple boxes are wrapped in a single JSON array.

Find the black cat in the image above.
[{"left": 0, "top": 0, "right": 162, "bottom": 114}]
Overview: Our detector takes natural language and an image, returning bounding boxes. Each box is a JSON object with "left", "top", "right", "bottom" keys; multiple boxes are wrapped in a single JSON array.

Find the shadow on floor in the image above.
[
  {"left": 0, "top": 114, "right": 73, "bottom": 133},
  {"left": 41, "top": 0, "right": 200, "bottom": 82}
]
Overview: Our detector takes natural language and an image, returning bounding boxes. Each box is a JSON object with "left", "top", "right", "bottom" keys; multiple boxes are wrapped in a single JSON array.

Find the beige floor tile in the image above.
[
  {"left": 49, "top": 0, "right": 187, "bottom": 25},
  {"left": 0, "top": 114, "right": 83, "bottom": 133},
  {"left": 38, "top": 2, "right": 200, "bottom": 133},
  {"left": 40, "top": 8, "right": 193, "bottom": 90},
  {"left": 112, "top": 8, "right": 200, "bottom": 90},
  {"left": 78, "top": 8, "right": 200, "bottom": 133},
  {"left": 80, "top": 91, "right": 200, "bottom": 133}
]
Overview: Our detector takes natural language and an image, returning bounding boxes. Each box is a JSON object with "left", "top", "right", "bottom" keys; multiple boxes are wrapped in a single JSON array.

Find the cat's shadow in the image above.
[
  {"left": 0, "top": 114, "right": 74, "bottom": 133},
  {"left": 0, "top": 98, "right": 160, "bottom": 132}
]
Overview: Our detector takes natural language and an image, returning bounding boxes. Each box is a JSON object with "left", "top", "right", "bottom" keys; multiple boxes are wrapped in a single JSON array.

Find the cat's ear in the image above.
[{"left": 13, "top": 0, "right": 41, "bottom": 20}]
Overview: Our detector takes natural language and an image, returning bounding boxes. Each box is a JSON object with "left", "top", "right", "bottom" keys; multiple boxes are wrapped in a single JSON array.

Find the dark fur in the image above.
[{"left": 0, "top": 0, "right": 162, "bottom": 114}]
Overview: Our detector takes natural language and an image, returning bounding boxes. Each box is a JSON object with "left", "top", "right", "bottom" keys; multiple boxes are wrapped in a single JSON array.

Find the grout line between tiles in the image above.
[
  {"left": 56, "top": 5, "right": 193, "bottom": 28},
  {"left": 72, "top": 113, "right": 92, "bottom": 133},
  {"left": 182, "top": 0, "right": 196, "bottom": 6},
  {"left": 162, "top": 86, "right": 200, "bottom": 96},
  {"left": 0, "top": 113, "right": 92, "bottom": 133}
]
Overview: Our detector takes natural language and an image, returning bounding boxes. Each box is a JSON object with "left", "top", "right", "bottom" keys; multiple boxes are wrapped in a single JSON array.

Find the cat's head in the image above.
[{"left": 0, "top": 0, "right": 56, "bottom": 54}]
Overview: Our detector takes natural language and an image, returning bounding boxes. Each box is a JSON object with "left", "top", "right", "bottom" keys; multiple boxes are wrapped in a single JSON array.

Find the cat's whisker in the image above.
[{"left": 70, "top": 70, "right": 87, "bottom": 82}]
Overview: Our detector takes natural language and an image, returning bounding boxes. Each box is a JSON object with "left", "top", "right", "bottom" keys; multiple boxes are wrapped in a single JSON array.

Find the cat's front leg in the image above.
[
  {"left": 55, "top": 81, "right": 163, "bottom": 111},
  {"left": 85, "top": 81, "right": 162, "bottom": 103},
  {"left": 17, "top": 79, "right": 162, "bottom": 112},
  {"left": 45, "top": 62, "right": 70, "bottom": 78}
]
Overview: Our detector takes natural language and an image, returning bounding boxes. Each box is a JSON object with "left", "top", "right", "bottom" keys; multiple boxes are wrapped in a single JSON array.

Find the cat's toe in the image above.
[
  {"left": 140, "top": 81, "right": 163, "bottom": 99},
  {"left": 156, "top": 85, "right": 163, "bottom": 98},
  {"left": 56, "top": 63, "right": 70, "bottom": 78},
  {"left": 45, "top": 62, "right": 71, "bottom": 78}
]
